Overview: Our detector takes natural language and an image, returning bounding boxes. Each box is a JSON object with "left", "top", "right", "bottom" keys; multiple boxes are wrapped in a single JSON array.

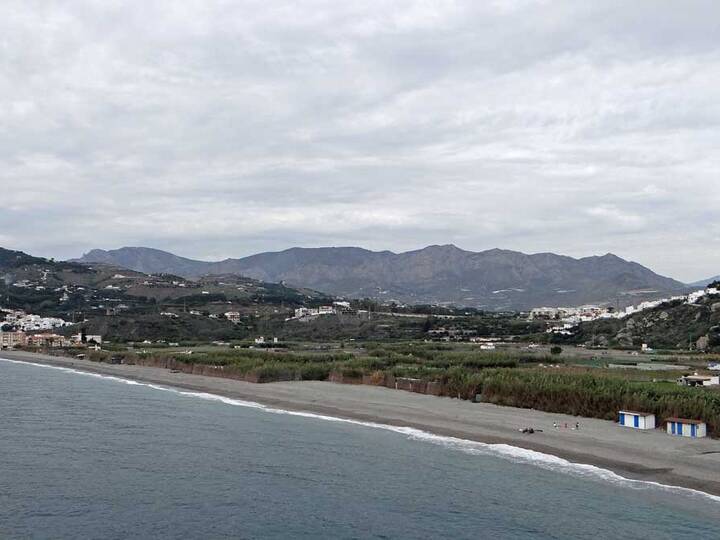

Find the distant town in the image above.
[{"left": 535, "top": 284, "right": 720, "bottom": 336}]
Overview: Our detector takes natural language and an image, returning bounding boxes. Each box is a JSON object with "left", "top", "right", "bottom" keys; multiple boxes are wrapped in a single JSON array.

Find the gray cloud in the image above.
[{"left": 1, "top": 0, "right": 719, "bottom": 281}]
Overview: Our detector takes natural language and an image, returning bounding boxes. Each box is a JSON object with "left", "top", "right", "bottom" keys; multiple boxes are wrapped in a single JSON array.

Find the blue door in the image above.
[
  {"left": 691, "top": 424, "right": 697, "bottom": 438},
  {"left": 671, "top": 422, "right": 676, "bottom": 435},
  {"left": 676, "top": 423, "right": 682, "bottom": 436},
  {"left": 619, "top": 413, "right": 625, "bottom": 426},
  {"left": 634, "top": 415, "right": 640, "bottom": 428}
]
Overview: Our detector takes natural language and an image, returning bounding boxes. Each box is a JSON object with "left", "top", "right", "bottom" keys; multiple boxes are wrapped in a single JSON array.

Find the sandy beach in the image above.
[{"left": 3, "top": 350, "right": 720, "bottom": 497}]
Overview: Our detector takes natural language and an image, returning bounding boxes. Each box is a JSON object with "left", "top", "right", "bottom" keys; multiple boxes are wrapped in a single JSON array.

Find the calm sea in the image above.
[{"left": 1, "top": 358, "right": 719, "bottom": 540}]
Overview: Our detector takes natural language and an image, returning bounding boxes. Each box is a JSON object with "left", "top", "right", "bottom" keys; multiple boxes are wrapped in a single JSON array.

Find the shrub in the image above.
[{"left": 299, "top": 363, "right": 332, "bottom": 381}]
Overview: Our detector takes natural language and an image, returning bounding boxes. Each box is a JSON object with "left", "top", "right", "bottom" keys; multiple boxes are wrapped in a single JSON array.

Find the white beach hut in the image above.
[
  {"left": 666, "top": 418, "right": 707, "bottom": 438},
  {"left": 618, "top": 411, "right": 655, "bottom": 430}
]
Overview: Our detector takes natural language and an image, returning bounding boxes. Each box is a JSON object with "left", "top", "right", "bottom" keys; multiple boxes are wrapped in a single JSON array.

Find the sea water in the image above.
[{"left": 1, "top": 358, "right": 718, "bottom": 539}]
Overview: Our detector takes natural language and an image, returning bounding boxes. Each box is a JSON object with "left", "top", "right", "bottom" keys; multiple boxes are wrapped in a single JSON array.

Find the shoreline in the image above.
[{"left": 3, "top": 350, "right": 720, "bottom": 498}]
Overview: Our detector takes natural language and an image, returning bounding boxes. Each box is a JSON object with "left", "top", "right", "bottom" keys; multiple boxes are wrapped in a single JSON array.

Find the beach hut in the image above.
[
  {"left": 618, "top": 411, "right": 655, "bottom": 430},
  {"left": 666, "top": 418, "right": 707, "bottom": 438}
]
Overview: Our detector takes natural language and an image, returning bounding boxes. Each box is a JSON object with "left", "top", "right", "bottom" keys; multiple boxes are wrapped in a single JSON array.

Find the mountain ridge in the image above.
[
  {"left": 688, "top": 275, "right": 720, "bottom": 288},
  {"left": 73, "top": 245, "right": 688, "bottom": 310}
]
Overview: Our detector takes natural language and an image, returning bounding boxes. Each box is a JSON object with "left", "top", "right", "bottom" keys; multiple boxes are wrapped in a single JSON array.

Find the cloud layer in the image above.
[{"left": 1, "top": 0, "right": 719, "bottom": 281}]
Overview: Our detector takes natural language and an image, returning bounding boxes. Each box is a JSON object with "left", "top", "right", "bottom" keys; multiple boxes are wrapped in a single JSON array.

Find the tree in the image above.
[
  {"left": 423, "top": 316, "right": 434, "bottom": 333},
  {"left": 550, "top": 346, "right": 563, "bottom": 355}
]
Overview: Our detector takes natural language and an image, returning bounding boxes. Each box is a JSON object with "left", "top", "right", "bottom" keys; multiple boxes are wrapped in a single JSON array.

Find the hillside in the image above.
[
  {"left": 76, "top": 245, "right": 688, "bottom": 310},
  {"left": 559, "top": 288, "right": 720, "bottom": 350},
  {"left": 0, "top": 247, "right": 332, "bottom": 341},
  {"left": 80, "top": 247, "right": 211, "bottom": 276},
  {"left": 6, "top": 246, "right": 543, "bottom": 344}
]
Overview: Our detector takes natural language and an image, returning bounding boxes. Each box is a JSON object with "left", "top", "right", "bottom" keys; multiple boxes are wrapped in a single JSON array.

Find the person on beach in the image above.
[{"left": 575, "top": 422, "right": 580, "bottom": 430}]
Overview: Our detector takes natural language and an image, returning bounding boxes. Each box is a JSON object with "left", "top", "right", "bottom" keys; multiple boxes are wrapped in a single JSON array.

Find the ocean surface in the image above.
[{"left": 1, "top": 358, "right": 719, "bottom": 540}]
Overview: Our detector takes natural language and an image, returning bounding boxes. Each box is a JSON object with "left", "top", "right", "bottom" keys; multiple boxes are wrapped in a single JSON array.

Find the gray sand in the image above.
[{"left": 3, "top": 350, "right": 720, "bottom": 496}]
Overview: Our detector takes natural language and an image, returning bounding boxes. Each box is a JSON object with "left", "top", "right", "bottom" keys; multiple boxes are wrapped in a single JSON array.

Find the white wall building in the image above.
[
  {"left": 225, "top": 311, "right": 241, "bottom": 323},
  {"left": 677, "top": 374, "right": 720, "bottom": 387}
]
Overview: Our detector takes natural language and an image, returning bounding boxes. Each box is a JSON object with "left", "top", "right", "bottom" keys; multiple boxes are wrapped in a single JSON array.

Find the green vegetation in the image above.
[
  {"left": 79, "top": 340, "right": 720, "bottom": 437},
  {"left": 470, "top": 369, "right": 720, "bottom": 435},
  {"left": 143, "top": 348, "right": 349, "bottom": 382}
]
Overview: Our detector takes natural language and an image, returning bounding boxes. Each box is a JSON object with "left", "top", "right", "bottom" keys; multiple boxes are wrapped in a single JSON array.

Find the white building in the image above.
[
  {"left": 11, "top": 313, "right": 70, "bottom": 332},
  {"left": 294, "top": 307, "right": 310, "bottom": 318},
  {"left": 225, "top": 311, "right": 241, "bottom": 323},
  {"left": 677, "top": 374, "right": 720, "bottom": 387},
  {"left": 529, "top": 307, "right": 561, "bottom": 320},
  {"left": 618, "top": 411, "right": 656, "bottom": 430},
  {"left": 292, "top": 306, "right": 336, "bottom": 319},
  {"left": 666, "top": 418, "right": 707, "bottom": 438}
]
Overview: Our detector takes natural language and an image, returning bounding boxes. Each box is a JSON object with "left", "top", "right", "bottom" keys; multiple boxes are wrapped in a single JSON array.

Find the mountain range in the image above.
[
  {"left": 74, "top": 245, "right": 689, "bottom": 311},
  {"left": 688, "top": 275, "right": 720, "bottom": 288}
]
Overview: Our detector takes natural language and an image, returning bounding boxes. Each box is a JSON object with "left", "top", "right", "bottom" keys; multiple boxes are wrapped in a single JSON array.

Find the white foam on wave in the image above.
[{"left": 3, "top": 357, "right": 719, "bottom": 504}]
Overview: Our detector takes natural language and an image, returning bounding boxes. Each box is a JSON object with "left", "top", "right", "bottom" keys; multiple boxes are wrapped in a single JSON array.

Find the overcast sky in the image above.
[{"left": 1, "top": 1, "right": 719, "bottom": 281}]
